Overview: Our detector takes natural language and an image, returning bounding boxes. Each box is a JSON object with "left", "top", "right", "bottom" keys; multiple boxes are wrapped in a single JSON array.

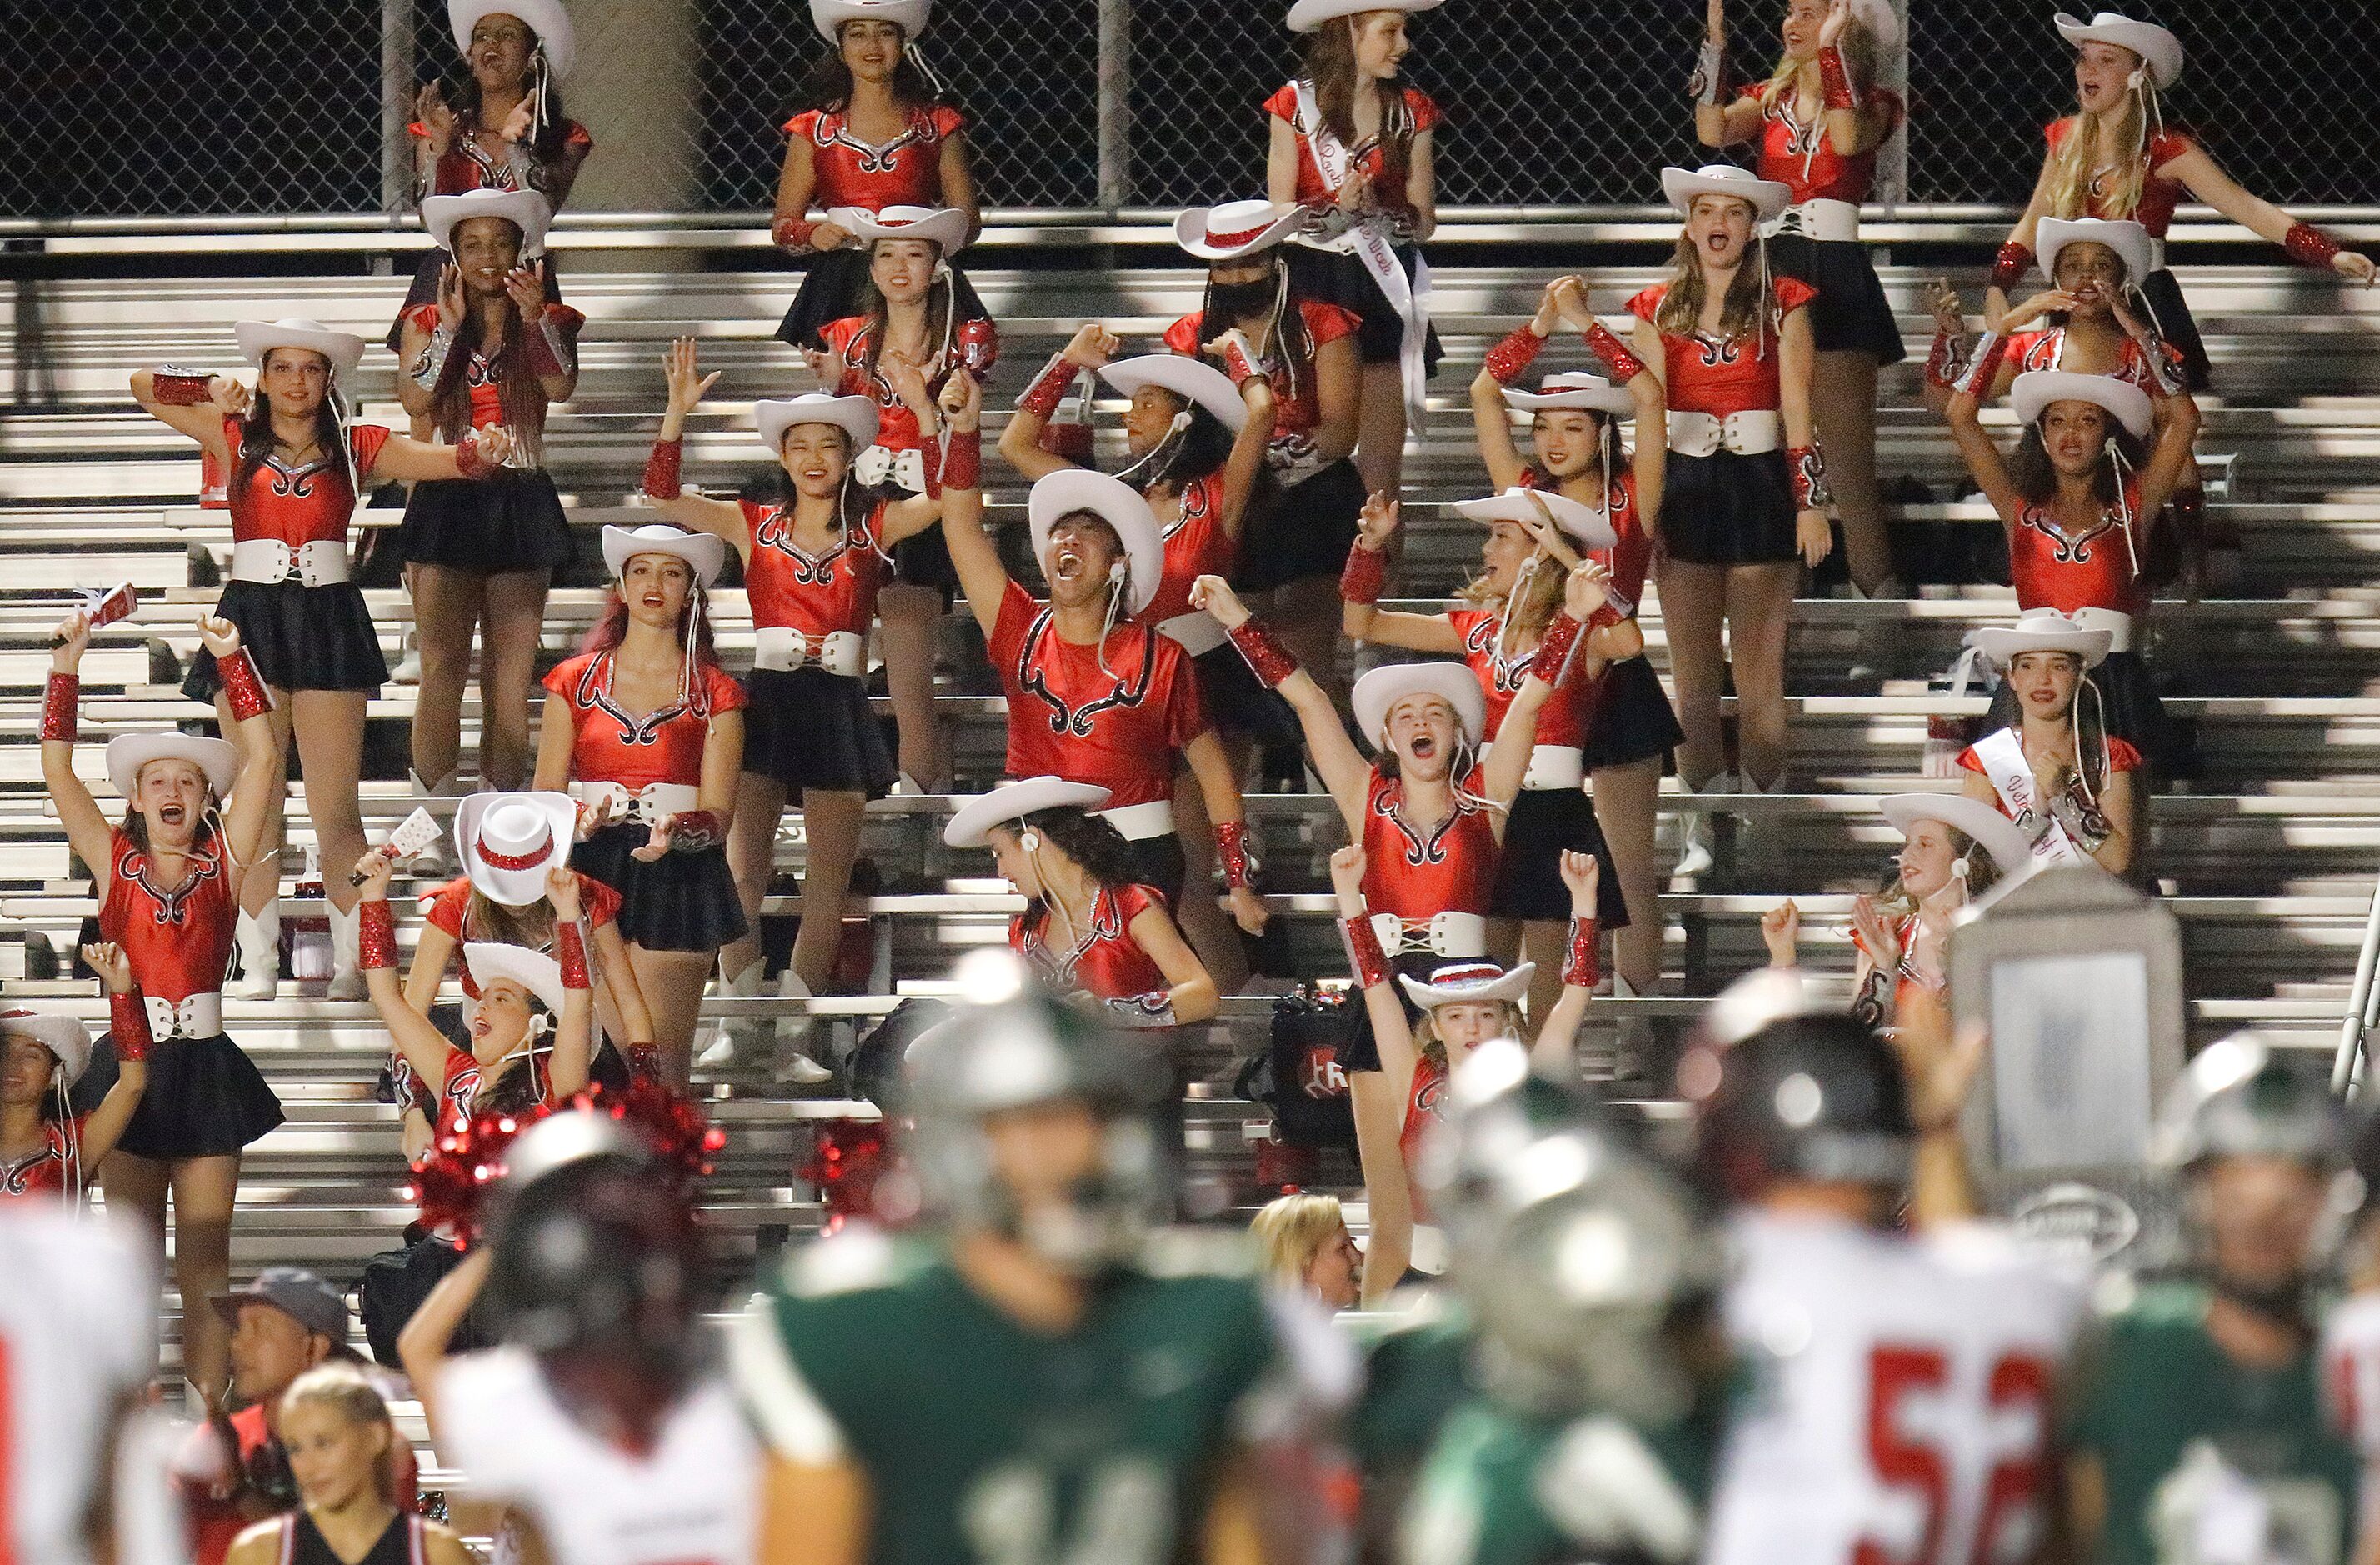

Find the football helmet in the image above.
[{"left": 2154, "top": 1032, "right": 2351, "bottom": 1173}]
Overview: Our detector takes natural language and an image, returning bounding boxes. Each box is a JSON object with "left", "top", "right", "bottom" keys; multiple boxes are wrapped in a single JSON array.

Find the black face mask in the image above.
[{"left": 1208, "top": 277, "right": 1277, "bottom": 324}]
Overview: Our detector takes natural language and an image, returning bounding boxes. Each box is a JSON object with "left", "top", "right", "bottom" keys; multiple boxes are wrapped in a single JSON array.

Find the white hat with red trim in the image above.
[
  {"left": 829, "top": 204, "right": 969, "bottom": 258},
  {"left": 1452, "top": 487, "right": 1618, "bottom": 552},
  {"left": 2054, "top": 11, "right": 2183, "bottom": 88},
  {"left": 1287, "top": 0, "right": 1443, "bottom": 32},
  {"left": 811, "top": 0, "right": 930, "bottom": 43},
  {"left": 421, "top": 187, "right": 553, "bottom": 259},
  {"left": 448, "top": 0, "right": 578, "bottom": 81},
  {"left": 464, "top": 943, "right": 568, "bottom": 1016},
  {"left": 1, "top": 1010, "right": 93, "bottom": 1087},
  {"left": 943, "top": 777, "right": 1114, "bottom": 848},
  {"left": 2009, "top": 368, "right": 2154, "bottom": 439},
  {"left": 1397, "top": 960, "right": 1535, "bottom": 1011},
  {"left": 1174, "top": 201, "right": 1306, "bottom": 262},
  {"left": 1660, "top": 164, "right": 1792, "bottom": 222},
  {"left": 1352, "top": 661, "right": 1487, "bottom": 751},
  {"left": 454, "top": 792, "right": 576, "bottom": 908}
]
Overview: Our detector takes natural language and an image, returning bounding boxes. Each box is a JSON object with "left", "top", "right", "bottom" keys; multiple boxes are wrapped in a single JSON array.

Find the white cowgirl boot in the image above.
[
  {"left": 232, "top": 902, "right": 281, "bottom": 1001},
  {"left": 326, "top": 901, "right": 366, "bottom": 1001},
  {"left": 1671, "top": 772, "right": 1735, "bottom": 884},
  {"left": 696, "top": 958, "right": 765, "bottom": 1068},
  {"left": 772, "top": 972, "right": 833, "bottom": 1087}
]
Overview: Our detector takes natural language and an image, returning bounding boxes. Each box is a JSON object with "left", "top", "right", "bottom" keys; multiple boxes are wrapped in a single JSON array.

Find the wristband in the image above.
[
  {"left": 1922, "top": 329, "right": 1967, "bottom": 392},
  {"left": 1561, "top": 916, "right": 1599, "bottom": 990},
  {"left": 2284, "top": 222, "right": 2346, "bottom": 271},
  {"left": 1213, "top": 820, "right": 1258, "bottom": 892},
  {"left": 108, "top": 992, "right": 154, "bottom": 1063},
  {"left": 152, "top": 369, "right": 218, "bottom": 407},
  {"left": 1105, "top": 993, "right": 1180, "bottom": 1030},
  {"left": 358, "top": 900, "right": 398, "bottom": 972},
  {"left": 2139, "top": 335, "right": 2187, "bottom": 398},
  {"left": 668, "top": 809, "right": 722, "bottom": 852},
  {"left": 522, "top": 310, "right": 573, "bottom": 378},
  {"left": 772, "top": 214, "right": 818, "bottom": 251},
  {"left": 455, "top": 430, "right": 498, "bottom": 479},
  {"left": 642, "top": 437, "right": 684, "bottom": 501},
  {"left": 1788, "top": 444, "right": 1833, "bottom": 511},
  {"left": 1228, "top": 618, "right": 1300, "bottom": 690},
  {"left": 1339, "top": 915, "right": 1391, "bottom": 990},
  {"left": 1016, "top": 352, "right": 1078, "bottom": 420},
  {"left": 42, "top": 672, "right": 78, "bottom": 744},
  {"left": 1530, "top": 612, "right": 1584, "bottom": 687},
  {"left": 215, "top": 646, "right": 274, "bottom": 722},
  {"left": 555, "top": 922, "right": 591, "bottom": 990},
  {"left": 1212, "top": 328, "right": 1263, "bottom": 388},
  {"left": 1818, "top": 45, "right": 1858, "bottom": 111},
  {"left": 1852, "top": 965, "right": 1893, "bottom": 1029},
  {"left": 1582, "top": 320, "right": 1649, "bottom": 384},
  {"left": 1956, "top": 332, "right": 2010, "bottom": 398},
  {"left": 1482, "top": 324, "right": 1548, "bottom": 387},
  {"left": 1340, "top": 544, "right": 1388, "bottom": 607},
  {"left": 627, "top": 1042, "right": 662, "bottom": 1082},
  {"left": 411, "top": 324, "right": 458, "bottom": 393},
  {"left": 1990, "top": 242, "right": 2035, "bottom": 292},
  {"left": 1586, "top": 602, "right": 1626, "bottom": 634},
  {"left": 939, "top": 426, "right": 981, "bottom": 492},
  {"left": 1690, "top": 39, "right": 1723, "bottom": 108}
]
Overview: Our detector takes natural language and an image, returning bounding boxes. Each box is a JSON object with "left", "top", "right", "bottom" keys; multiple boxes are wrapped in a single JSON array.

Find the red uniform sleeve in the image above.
[
  {"left": 1872, "top": 88, "right": 1907, "bottom": 136},
  {"left": 542, "top": 303, "right": 587, "bottom": 340},
  {"left": 1115, "top": 882, "right": 1168, "bottom": 923},
  {"left": 738, "top": 498, "right": 772, "bottom": 536},
  {"left": 1262, "top": 82, "right": 1301, "bottom": 122},
  {"left": 542, "top": 652, "right": 592, "bottom": 700},
  {"left": 783, "top": 108, "right": 822, "bottom": 139},
  {"left": 351, "top": 423, "right": 394, "bottom": 478},
  {"left": 2044, "top": 116, "right": 2077, "bottom": 153},
  {"left": 1737, "top": 82, "right": 1768, "bottom": 102},
  {"left": 1954, "top": 746, "right": 1985, "bottom": 775},
  {"left": 820, "top": 317, "right": 864, "bottom": 359},
  {"left": 929, "top": 105, "right": 967, "bottom": 142},
  {"left": 1775, "top": 277, "right": 1821, "bottom": 316},
  {"left": 2147, "top": 129, "right": 2195, "bottom": 169},
  {"left": 582, "top": 876, "right": 623, "bottom": 928},
  {"left": 1163, "top": 312, "right": 1203, "bottom": 356},
  {"left": 403, "top": 302, "right": 442, "bottom": 336},
  {"left": 1159, "top": 643, "right": 1211, "bottom": 752},
  {"left": 1404, "top": 87, "right": 1442, "bottom": 132},
  {"left": 562, "top": 121, "right": 593, "bottom": 158},
  {"left": 2108, "top": 738, "right": 2143, "bottom": 774},
  {"left": 703, "top": 663, "right": 750, "bottom": 714},
  {"left": 1445, "top": 608, "right": 1487, "bottom": 643},
  {"left": 425, "top": 879, "right": 469, "bottom": 938},
  {"left": 987, "top": 579, "right": 1039, "bottom": 671},
  {"left": 1626, "top": 285, "right": 1668, "bottom": 323},
  {"left": 1302, "top": 300, "right": 1362, "bottom": 345}
]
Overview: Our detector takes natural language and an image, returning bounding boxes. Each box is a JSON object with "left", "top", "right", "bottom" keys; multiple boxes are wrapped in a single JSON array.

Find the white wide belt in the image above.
[
  {"left": 145, "top": 992, "right": 223, "bottom": 1041},
  {"left": 1371, "top": 911, "right": 1489, "bottom": 960},
  {"left": 1666, "top": 409, "right": 1784, "bottom": 458},
  {"left": 2069, "top": 607, "right": 2134, "bottom": 653},
  {"left": 1157, "top": 611, "right": 1229, "bottom": 658},
  {"left": 1522, "top": 744, "right": 1586, "bottom": 792},
  {"left": 852, "top": 443, "right": 927, "bottom": 494},
  {"left": 1762, "top": 198, "right": 1861, "bottom": 243},
  {"left": 1096, "top": 799, "right": 1177, "bottom": 841},
  {"left": 753, "top": 627, "right": 866, "bottom": 677},
  {"left": 570, "top": 780, "right": 701, "bottom": 825},
  {"left": 230, "top": 539, "right": 352, "bottom": 588}
]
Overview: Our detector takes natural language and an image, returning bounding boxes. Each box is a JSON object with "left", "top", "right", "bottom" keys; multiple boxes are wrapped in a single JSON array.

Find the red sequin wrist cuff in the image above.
[
  {"left": 522, "top": 314, "right": 571, "bottom": 379},
  {"left": 772, "top": 215, "right": 817, "bottom": 251},
  {"left": 1582, "top": 321, "right": 1648, "bottom": 384},
  {"left": 1587, "top": 602, "right": 1626, "bottom": 633},
  {"left": 628, "top": 1043, "right": 661, "bottom": 1082},
  {"left": 1213, "top": 820, "right": 1257, "bottom": 891},
  {"left": 1960, "top": 332, "right": 2010, "bottom": 398},
  {"left": 668, "top": 810, "right": 722, "bottom": 852},
  {"left": 1818, "top": 46, "right": 1858, "bottom": 110},
  {"left": 555, "top": 922, "right": 590, "bottom": 989},
  {"left": 1016, "top": 352, "right": 1078, "bottom": 420},
  {"left": 1990, "top": 242, "right": 2035, "bottom": 292},
  {"left": 1531, "top": 612, "right": 1584, "bottom": 686},
  {"left": 1340, "top": 544, "right": 1388, "bottom": 606},
  {"left": 642, "top": 437, "right": 684, "bottom": 501},
  {"left": 1228, "top": 618, "right": 1300, "bottom": 689},
  {"left": 939, "top": 427, "right": 981, "bottom": 492},
  {"left": 1340, "top": 916, "right": 1391, "bottom": 989},
  {"left": 152, "top": 369, "right": 217, "bottom": 406},
  {"left": 1212, "top": 328, "right": 1262, "bottom": 388},
  {"left": 1482, "top": 325, "right": 1548, "bottom": 386},
  {"left": 109, "top": 992, "right": 153, "bottom": 1062},
  {"left": 216, "top": 647, "right": 273, "bottom": 722},
  {"left": 2285, "top": 222, "right": 2346, "bottom": 270},
  {"left": 1562, "top": 917, "right": 1599, "bottom": 989},
  {"left": 358, "top": 900, "right": 398, "bottom": 972},
  {"left": 42, "top": 672, "right": 78, "bottom": 743},
  {"left": 1789, "top": 445, "right": 1833, "bottom": 510},
  {"left": 455, "top": 432, "right": 497, "bottom": 479}
]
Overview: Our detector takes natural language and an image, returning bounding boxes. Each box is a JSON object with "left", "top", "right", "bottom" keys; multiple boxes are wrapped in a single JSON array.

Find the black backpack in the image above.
[{"left": 1235, "top": 988, "right": 1357, "bottom": 1151}]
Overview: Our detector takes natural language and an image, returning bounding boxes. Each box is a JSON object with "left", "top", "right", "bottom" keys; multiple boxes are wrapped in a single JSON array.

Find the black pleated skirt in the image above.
[
  {"left": 1232, "top": 457, "right": 1363, "bottom": 593},
  {"left": 2135, "top": 268, "right": 2212, "bottom": 391},
  {"left": 1491, "top": 783, "right": 1632, "bottom": 926},
  {"left": 186, "top": 579, "right": 388, "bottom": 698},
  {"left": 1660, "top": 449, "right": 1800, "bottom": 567},
  {"left": 99, "top": 1032, "right": 284, "bottom": 1161},
  {"left": 888, "top": 520, "right": 960, "bottom": 603},
  {"left": 1336, "top": 950, "right": 1442, "bottom": 1075},
  {"left": 1122, "top": 832, "right": 1189, "bottom": 911},
  {"left": 773, "top": 248, "right": 990, "bottom": 352},
  {"left": 1768, "top": 233, "right": 1908, "bottom": 365},
  {"left": 1582, "top": 655, "right": 1684, "bottom": 772},
  {"left": 742, "top": 664, "right": 896, "bottom": 798},
  {"left": 397, "top": 469, "right": 572, "bottom": 576},
  {"left": 1283, "top": 242, "right": 1444, "bottom": 372},
  {"left": 1192, "top": 643, "right": 1304, "bottom": 750},
  {"left": 572, "top": 822, "right": 749, "bottom": 952}
]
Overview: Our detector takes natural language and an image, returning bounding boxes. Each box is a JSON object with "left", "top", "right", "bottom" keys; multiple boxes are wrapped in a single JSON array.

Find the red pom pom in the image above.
[{"left": 799, "top": 1116, "right": 892, "bottom": 1231}]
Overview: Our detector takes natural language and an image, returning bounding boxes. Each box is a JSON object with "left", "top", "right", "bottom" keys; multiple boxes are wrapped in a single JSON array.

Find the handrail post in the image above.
[
  {"left": 1095, "top": 0, "right": 1131, "bottom": 214},
  {"left": 382, "top": 0, "right": 414, "bottom": 218},
  {"left": 2331, "top": 875, "right": 2380, "bottom": 1098}
]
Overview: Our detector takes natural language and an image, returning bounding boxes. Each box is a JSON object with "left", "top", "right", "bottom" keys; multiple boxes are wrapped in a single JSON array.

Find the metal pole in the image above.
[
  {"left": 2330, "top": 876, "right": 2380, "bottom": 1098},
  {"left": 382, "top": 0, "right": 415, "bottom": 217},
  {"left": 1875, "top": 0, "right": 1912, "bottom": 212},
  {"left": 1096, "top": 0, "right": 1131, "bottom": 213}
]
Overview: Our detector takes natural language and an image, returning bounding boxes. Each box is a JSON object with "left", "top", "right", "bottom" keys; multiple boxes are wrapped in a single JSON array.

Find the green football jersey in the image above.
[
  {"left": 732, "top": 1228, "right": 1317, "bottom": 1565},
  {"left": 2063, "top": 1279, "right": 2360, "bottom": 1565}
]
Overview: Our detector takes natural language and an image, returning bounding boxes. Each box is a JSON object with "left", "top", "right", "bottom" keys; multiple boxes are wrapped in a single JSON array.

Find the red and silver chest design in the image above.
[
  {"left": 739, "top": 498, "right": 892, "bottom": 638},
  {"left": 99, "top": 831, "right": 235, "bottom": 1004},
  {"left": 1358, "top": 772, "right": 1500, "bottom": 922}
]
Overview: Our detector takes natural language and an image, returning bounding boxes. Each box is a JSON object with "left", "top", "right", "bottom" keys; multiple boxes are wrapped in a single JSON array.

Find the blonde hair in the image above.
[
  {"left": 1458, "top": 546, "right": 1565, "bottom": 643},
  {"left": 279, "top": 1364, "right": 398, "bottom": 1503},
  {"left": 2043, "top": 95, "right": 2152, "bottom": 222},
  {"left": 1251, "top": 1193, "right": 1347, "bottom": 1287},
  {"left": 1757, "top": 16, "right": 1880, "bottom": 112},
  {"left": 1416, "top": 999, "right": 1526, "bottom": 1071},
  {"left": 1654, "top": 230, "right": 1778, "bottom": 351}
]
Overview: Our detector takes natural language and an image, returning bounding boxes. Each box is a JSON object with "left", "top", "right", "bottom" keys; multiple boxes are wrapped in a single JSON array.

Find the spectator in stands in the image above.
[
  {"left": 642, "top": 345, "right": 948, "bottom": 1076},
  {"left": 0, "top": 944, "right": 150, "bottom": 1203},
  {"left": 942, "top": 778, "right": 1219, "bottom": 1029},
  {"left": 395, "top": 189, "right": 582, "bottom": 803},
  {"left": 1168, "top": 201, "right": 1364, "bottom": 719},
  {"left": 933, "top": 381, "right": 1266, "bottom": 938},
  {"left": 130, "top": 328, "right": 512, "bottom": 1001},
  {"left": 1954, "top": 610, "right": 2141, "bottom": 877},
  {"left": 43, "top": 611, "right": 282, "bottom": 1401},
  {"left": 1467, "top": 279, "right": 1679, "bottom": 1010},
  {"left": 180, "top": 1270, "right": 420, "bottom": 1565},
  {"left": 772, "top": 0, "right": 981, "bottom": 351},
  {"left": 1695, "top": 0, "right": 1908, "bottom": 598},
  {"left": 222, "top": 1367, "right": 463, "bottom": 1565},
  {"left": 812, "top": 205, "right": 992, "bottom": 795},
  {"left": 1631, "top": 166, "right": 1830, "bottom": 880},
  {"left": 1001, "top": 325, "right": 1278, "bottom": 986},
  {"left": 533, "top": 527, "right": 747, "bottom": 1082},
  {"left": 1251, "top": 1192, "right": 1362, "bottom": 1311},
  {"left": 1328, "top": 842, "right": 1601, "bottom": 1306},
  {"left": 1266, "top": 0, "right": 1442, "bottom": 495}
]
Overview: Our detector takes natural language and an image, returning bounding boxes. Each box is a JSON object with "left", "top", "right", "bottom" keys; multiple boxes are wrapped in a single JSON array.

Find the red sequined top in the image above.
[
  {"left": 431, "top": 1045, "right": 550, "bottom": 1134},
  {"left": 0, "top": 1122, "right": 80, "bottom": 1200},
  {"left": 1011, "top": 882, "right": 1172, "bottom": 1002},
  {"left": 2042, "top": 118, "right": 2197, "bottom": 240},
  {"left": 2008, "top": 478, "right": 2149, "bottom": 618},
  {"left": 987, "top": 581, "right": 1210, "bottom": 811},
  {"left": 99, "top": 830, "right": 236, "bottom": 1005},
  {"left": 1263, "top": 81, "right": 1441, "bottom": 224},
  {"left": 737, "top": 498, "right": 894, "bottom": 638},
  {"left": 1627, "top": 280, "right": 1819, "bottom": 417},
  {"left": 1164, "top": 303, "right": 1360, "bottom": 440},
  {"left": 1520, "top": 468, "right": 1652, "bottom": 618},
  {"left": 421, "top": 875, "right": 621, "bottom": 1001},
  {"left": 2007, "top": 328, "right": 2181, "bottom": 394},
  {"left": 782, "top": 105, "right": 968, "bottom": 212},
  {"left": 1447, "top": 608, "right": 1588, "bottom": 750},
  {"left": 422, "top": 122, "right": 593, "bottom": 201},
  {"left": 1359, "top": 770, "right": 1500, "bottom": 924},
  {"left": 1145, "top": 472, "right": 1235, "bottom": 624},
  {"left": 220, "top": 416, "right": 392, "bottom": 549},
  {"left": 819, "top": 313, "right": 999, "bottom": 456},
  {"left": 1743, "top": 85, "right": 1905, "bottom": 205},
  {"left": 1400, "top": 1054, "right": 1448, "bottom": 1207},
  {"left": 402, "top": 303, "right": 588, "bottom": 432},
  {"left": 541, "top": 652, "right": 748, "bottom": 792}
]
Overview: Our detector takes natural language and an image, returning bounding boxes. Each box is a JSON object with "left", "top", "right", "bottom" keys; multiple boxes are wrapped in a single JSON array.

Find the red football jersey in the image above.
[
  {"left": 987, "top": 581, "right": 1210, "bottom": 812},
  {"left": 820, "top": 313, "right": 999, "bottom": 457},
  {"left": 1011, "top": 882, "right": 1172, "bottom": 1002},
  {"left": 2008, "top": 478, "right": 2149, "bottom": 618},
  {"left": 1744, "top": 85, "right": 1904, "bottom": 205},
  {"left": 1262, "top": 81, "right": 1440, "bottom": 222},
  {"left": 1358, "top": 770, "right": 1500, "bottom": 925},
  {"left": 1144, "top": 472, "right": 1236, "bottom": 625},
  {"left": 423, "top": 122, "right": 592, "bottom": 201},
  {"left": 2043, "top": 118, "right": 2196, "bottom": 239},
  {"left": 2008, "top": 328, "right": 2181, "bottom": 394},
  {"left": 1446, "top": 607, "right": 1587, "bottom": 749},
  {"left": 782, "top": 105, "right": 967, "bottom": 213}
]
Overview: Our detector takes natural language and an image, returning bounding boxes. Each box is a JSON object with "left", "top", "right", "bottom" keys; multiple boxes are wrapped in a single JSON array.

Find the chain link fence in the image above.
[{"left": 7, "top": 0, "right": 2378, "bottom": 221}]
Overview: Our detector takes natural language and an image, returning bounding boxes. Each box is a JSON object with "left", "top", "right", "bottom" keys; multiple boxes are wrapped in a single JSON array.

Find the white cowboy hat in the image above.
[
  {"left": 464, "top": 943, "right": 568, "bottom": 1016},
  {"left": 811, "top": 0, "right": 931, "bottom": 43},
  {"left": 1397, "top": 960, "right": 1535, "bottom": 1012},
  {"left": 2054, "top": 10, "right": 2183, "bottom": 88},
  {"left": 2036, "top": 217, "right": 2154, "bottom": 288},
  {"left": 1173, "top": 201, "right": 1305, "bottom": 262},
  {"left": 448, "top": 0, "right": 578, "bottom": 80},
  {"left": 1452, "top": 487, "right": 1618, "bottom": 553},
  {"left": 1352, "top": 662, "right": 1487, "bottom": 752},
  {"left": 1099, "top": 355, "right": 1249, "bottom": 433},
  {"left": 1661, "top": 164, "right": 1792, "bottom": 222},
  {"left": 943, "top": 777, "right": 1115, "bottom": 848},
  {"left": 602, "top": 524, "right": 727, "bottom": 588},
  {"left": 829, "top": 204, "right": 969, "bottom": 258},
  {"left": 106, "top": 732, "right": 238, "bottom": 803},
  {"left": 1025, "top": 469, "right": 1166, "bottom": 618},
  {"left": 233, "top": 319, "right": 367, "bottom": 388},
  {"left": 1968, "top": 608, "right": 2114, "bottom": 671},
  {"left": 1287, "top": 0, "right": 1443, "bottom": 32},
  {"left": 420, "top": 187, "right": 552, "bottom": 259},
  {"left": 1502, "top": 371, "right": 1636, "bottom": 417},
  {"left": 454, "top": 792, "right": 576, "bottom": 908},
  {"left": 0, "top": 1011, "right": 94, "bottom": 1088},
  {"left": 755, "top": 393, "right": 880, "bottom": 459},
  {"left": 2009, "top": 368, "right": 2154, "bottom": 440},
  {"left": 1878, "top": 793, "right": 2038, "bottom": 881}
]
